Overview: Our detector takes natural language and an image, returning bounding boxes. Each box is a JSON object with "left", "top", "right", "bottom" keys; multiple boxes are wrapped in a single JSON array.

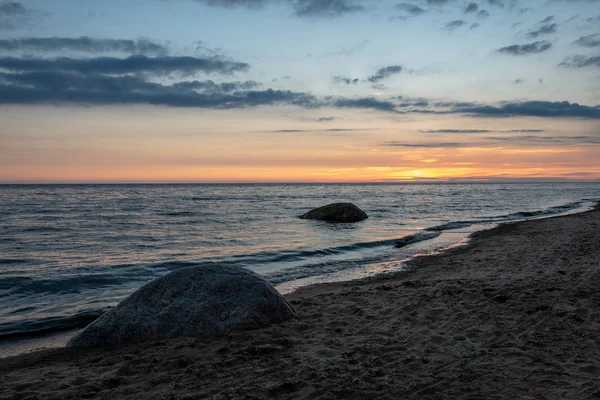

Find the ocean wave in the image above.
[
  {"left": 394, "top": 231, "right": 441, "bottom": 248},
  {"left": 0, "top": 274, "right": 140, "bottom": 296},
  {"left": 0, "top": 259, "right": 30, "bottom": 265},
  {"left": 426, "top": 200, "right": 586, "bottom": 232},
  {"left": 0, "top": 310, "right": 106, "bottom": 339}
]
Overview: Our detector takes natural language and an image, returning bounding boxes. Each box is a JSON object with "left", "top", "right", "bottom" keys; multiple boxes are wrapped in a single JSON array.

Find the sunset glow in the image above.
[{"left": 1, "top": 0, "right": 599, "bottom": 183}]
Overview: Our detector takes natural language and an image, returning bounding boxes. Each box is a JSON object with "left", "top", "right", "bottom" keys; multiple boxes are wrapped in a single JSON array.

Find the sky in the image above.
[{"left": 0, "top": 0, "right": 599, "bottom": 183}]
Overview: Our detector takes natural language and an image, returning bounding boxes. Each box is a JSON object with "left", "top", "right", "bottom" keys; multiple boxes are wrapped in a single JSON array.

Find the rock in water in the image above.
[
  {"left": 67, "top": 265, "right": 295, "bottom": 348},
  {"left": 299, "top": 203, "right": 368, "bottom": 223}
]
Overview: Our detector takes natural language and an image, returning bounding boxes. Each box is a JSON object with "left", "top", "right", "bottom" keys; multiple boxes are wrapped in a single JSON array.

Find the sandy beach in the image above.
[{"left": 2, "top": 207, "right": 600, "bottom": 399}]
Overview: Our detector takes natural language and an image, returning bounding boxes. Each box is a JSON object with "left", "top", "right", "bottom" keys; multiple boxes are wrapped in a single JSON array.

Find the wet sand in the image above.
[{"left": 1, "top": 207, "right": 600, "bottom": 399}]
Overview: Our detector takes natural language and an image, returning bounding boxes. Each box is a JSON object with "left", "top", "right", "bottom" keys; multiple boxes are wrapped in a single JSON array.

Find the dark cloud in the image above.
[
  {"left": 333, "top": 76, "right": 359, "bottom": 84},
  {"left": 0, "top": 1, "right": 25, "bottom": 15},
  {"left": 575, "top": 34, "right": 600, "bottom": 48},
  {"left": 470, "top": 23, "right": 480, "bottom": 29},
  {"left": 192, "top": 0, "right": 269, "bottom": 9},
  {"left": 464, "top": 3, "right": 479, "bottom": 13},
  {"left": 0, "top": 37, "right": 168, "bottom": 55},
  {"left": 317, "top": 117, "right": 335, "bottom": 122},
  {"left": 560, "top": 54, "right": 600, "bottom": 68},
  {"left": 513, "top": 78, "right": 524, "bottom": 84},
  {"left": 396, "top": 3, "right": 426, "bottom": 15},
  {"left": 0, "top": 71, "right": 318, "bottom": 108},
  {"left": 426, "top": 0, "right": 455, "bottom": 5},
  {"left": 443, "top": 20, "right": 467, "bottom": 31},
  {"left": 0, "top": 1, "right": 33, "bottom": 31},
  {"left": 455, "top": 100, "right": 600, "bottom": 118},
  {"left": 293, "top": 0, "right": 364, "bottom": 18},
  {"left": 539, "top": 15, "right": 554, "bottom": 23},
  {"left": 526, "top": 23, "right": 558, "bottom": 38},
  {"left": 488, "top": 0, "right": 504, "bottom": 7},
  {"left": 192, "top": 0, "right": 365, "bottom": 17},
  {"left": 334, "top": 97, "right": 398, "bottom": 112},
  {"left": 496, "top": 41, "right": 552, "bottom": 55},
  {"left": 0, "top": 55, "right": 249, "bottom": 76},
  {"left": 170, "top": 80, "right": 260, "bottom": 92},
  {"left": 367, "top": 65, "right": 404, "bottom": 83},
  {"left": 477, "top": 9, "right": 490, "bottom": 18}
]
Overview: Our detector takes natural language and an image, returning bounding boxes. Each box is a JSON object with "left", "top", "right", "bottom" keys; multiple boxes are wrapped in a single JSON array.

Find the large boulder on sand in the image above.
[
  {"left": 67, "top": 265, "right": 295, "bottom": 348},
  {"left": 299, "top": 203, "right": 368, "bottom": 223}
]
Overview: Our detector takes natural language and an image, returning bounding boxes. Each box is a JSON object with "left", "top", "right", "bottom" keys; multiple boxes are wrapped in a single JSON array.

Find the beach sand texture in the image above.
[{"left": 1, "top": 208, "right": 600, "bottom": 399}]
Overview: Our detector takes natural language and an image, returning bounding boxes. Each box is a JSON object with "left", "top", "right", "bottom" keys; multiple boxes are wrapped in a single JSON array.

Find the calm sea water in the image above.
[{"left": 1, "top": 183, "right": 599, "bottom": 340}]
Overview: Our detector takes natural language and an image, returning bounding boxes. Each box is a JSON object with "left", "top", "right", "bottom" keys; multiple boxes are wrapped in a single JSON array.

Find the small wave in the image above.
[
  {"left": 159, "top": 211, "right": 200, "bottom": 217},
  {"left": 0, "top": 310, "right": 105, "bottom": 339},
  {"left": 426, "top": 200, "right": 586, "bottom": 232},
  {"left": 0, "top": 274, "right": 133, "bottom": 295},
  {"left": 21, "top": 226, "right": 64, "bottom": 233},
  {"left": 426, "top": 221, "right": 472, "bottom": 231},
  {"left": 394, "top": 231, "right": 441, "bottom": 248},
  {"left": 0, "top": 259, "right": 30, "bottom": 265}
]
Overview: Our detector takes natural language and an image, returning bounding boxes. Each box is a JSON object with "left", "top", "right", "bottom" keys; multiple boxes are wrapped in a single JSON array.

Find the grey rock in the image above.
[
  {"left": 67, "top": 265, "right": 295, "bottom": 348},
  {"left": 299, "top": 202, "right": 368, "bottom": 223}
]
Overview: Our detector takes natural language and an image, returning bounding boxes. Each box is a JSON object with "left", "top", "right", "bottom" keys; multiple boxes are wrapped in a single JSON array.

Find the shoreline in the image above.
[
  {"left": 1, "top": 201, "right": 597, "bottom": 360},
  {"left": 2, "top": 206, "right": 600, "bottom": 398}
]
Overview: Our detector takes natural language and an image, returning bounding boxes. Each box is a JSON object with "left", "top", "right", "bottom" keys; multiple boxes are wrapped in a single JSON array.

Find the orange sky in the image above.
[{"left": 2, "top": 105, "right": 599, "bottom": 183}]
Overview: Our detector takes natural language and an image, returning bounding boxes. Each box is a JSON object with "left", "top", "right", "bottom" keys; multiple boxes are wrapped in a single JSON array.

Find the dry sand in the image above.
[{"left": 2, "top": 208, "right": 600, "bottom": 399}]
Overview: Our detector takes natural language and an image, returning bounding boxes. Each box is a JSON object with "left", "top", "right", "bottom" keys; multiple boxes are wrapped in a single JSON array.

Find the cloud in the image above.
[
  {"left": 486, "top": 135, "right": 600, "bottom": 144},
  {"left": 192, "top": 0, "right": 269, "bottom": 9},
  {"left": 383, "top": 142, "right": 464, "bottom": 148},
  {"left": 574, "top": 34, "right": 600, "bottom": 48},
  {"left": 192, "top": 0, "right": 365, "bottom": 18},
  {"left": 464, "top": 3, "right": 479, "bottom": 13},
  {"left": 560, "top": 54, "right": 600, "bottom": 68},
  {"left": 0, "top": 1, "right": 25, "bottom": 15},
  {"left": 329, "top": 40, "right": 369, "bottom": 56},
  {"left": 334, "top": 97, "right": 399, "bottom": 112},
  {"left": 422, "top": 129, "right": 491, "bottom": 133},
  {"left": 367, "top": 65, "right": 404, "bottom": 82},
  {"left": 496, "top": 41, "right": 552, "bottom": 55},
  {"left": 443, "top": 20, "right": 467, "bottom": 31},
  {"left": 455, "top": 100, "right": 600, "bottom": 118},
  {"left": 0, "top": 37, "right": 168, "bottom": 55},
  {"left": 292, "top": 0, "right": 364, "bottom": 18},
  {"left": 0, "top": 71, "right": 318, "bottom": 108},
  {"left": 488, "top": 0, "right": 504, "bottom": 7},
  {"left": 513, "top": 78, "right": 524, "bottom": 84},
  {"left": 272, "top": 128, "right": 357, "bottom": 132},
  {"left": 170, "top": 80, "right": 260, "bottom": 92},
  {"left": 539, "top": 15, "right": 554, "bottom": 23},
  {"left": 333, "top": 76, "right": 359, "bottom": 84},
  {"left": 0, "top": 1, "right": 34, "bottom": 31},
  {"left": 477, "top": 9, "right": 490, "bottom": 18},
  {"left": 426, "top": 0, "right": 455, "bottom": 5},
  {"left": 420, "top": 129, "right": 545, "bottom": 133},
  {"left": 396, "top": 3, "right": 426, "bottom": 15},
  {"left": 526, "top": 23, "right": 558, "bottom": 38},
  {"left": 0, "top": 55, "right": 250, "bottom": 76}
]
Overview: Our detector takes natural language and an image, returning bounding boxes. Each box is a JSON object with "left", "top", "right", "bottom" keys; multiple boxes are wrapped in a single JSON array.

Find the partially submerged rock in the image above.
[
  {"left": 299, "top": 203, "right": 368, "bottom": 223},
  {"left": 67, "top": 265, "right": 295, "bottom": 348}
]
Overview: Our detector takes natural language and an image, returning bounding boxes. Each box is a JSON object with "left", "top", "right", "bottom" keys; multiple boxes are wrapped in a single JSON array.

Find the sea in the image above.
[{"left": 1, "top": 183, "right": 600, "bottom": 356}]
